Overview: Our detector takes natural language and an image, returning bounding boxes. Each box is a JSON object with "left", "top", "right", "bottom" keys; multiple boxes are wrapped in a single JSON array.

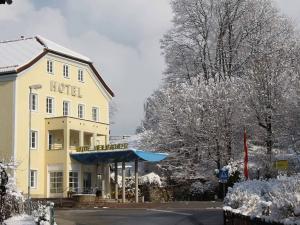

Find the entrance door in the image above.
[{"left": 83, "top": 172, "right": 92, "bottom": 193}]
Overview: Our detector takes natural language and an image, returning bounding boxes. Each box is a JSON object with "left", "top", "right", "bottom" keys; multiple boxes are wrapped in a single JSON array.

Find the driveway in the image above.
[{"left": 55, "top": 208, "right": 223, "bottom": 225}]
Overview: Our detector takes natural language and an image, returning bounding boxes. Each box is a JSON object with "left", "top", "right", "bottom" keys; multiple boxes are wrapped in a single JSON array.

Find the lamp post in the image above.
[{"left": 28, "top": 84, "right": 42, "bottom": 200}]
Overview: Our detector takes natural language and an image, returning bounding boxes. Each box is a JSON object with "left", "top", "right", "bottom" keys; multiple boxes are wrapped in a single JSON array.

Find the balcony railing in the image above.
[
  {"left": 69, "top": 146, "right": 78, "bottom": 151},
  {"left": 48, "top": 144, "right": 63, "bottom": 150}
]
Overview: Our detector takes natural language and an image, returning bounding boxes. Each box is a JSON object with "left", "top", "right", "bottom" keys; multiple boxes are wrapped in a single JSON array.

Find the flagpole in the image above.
[{"left": 244, "top": 127, "right": 249, "bottom": 180}]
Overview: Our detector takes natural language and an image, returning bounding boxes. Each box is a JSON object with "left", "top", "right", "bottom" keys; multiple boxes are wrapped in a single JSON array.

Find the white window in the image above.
[
  {"left": 30, "top": 130, "right": 38, "bottom": 149},
  {"left": 63, "top": 101, "right": 70, "bottom": 116},
  {"left": 78, "top": 69, "right": 84, "bottom": 82},
  {"left": 30, "top": 93, "right": 38, "bottom": 111},
  {"left": 63, "top": 65, "right": 69, "bottom": 78},
  {"left": 92, "top": 107, "right": 99, "bottom": 122},
  {"left": 69, "top": 171, "right": 79, "bottom": 192},
  {"left": 50, "top": 172, "right": 63, "bottom": 193},
  {"left": 78, "top": 104, "right": 85, "bottom": 119},
  {"left": 47, "top": 60, "right": 53, "bottom": 74},
  {"left": 30, "top": 170, "right": 37, "bottom": 188},
  {"left": 46, "top": 97, "right": 54, "bottom": 114}
]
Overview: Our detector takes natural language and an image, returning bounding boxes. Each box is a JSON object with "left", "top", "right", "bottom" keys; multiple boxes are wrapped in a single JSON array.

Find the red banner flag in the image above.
[{"left": 244, "top": 128, "right": 249, "bottom": 180}]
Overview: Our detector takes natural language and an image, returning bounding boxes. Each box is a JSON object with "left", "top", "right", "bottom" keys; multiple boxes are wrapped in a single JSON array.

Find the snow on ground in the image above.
[
  {"left": 224, "top": 175, "right": 300, "bottom": 224},
  {"left": 4, "top": 214, "right": 35, "bottom": 225}
]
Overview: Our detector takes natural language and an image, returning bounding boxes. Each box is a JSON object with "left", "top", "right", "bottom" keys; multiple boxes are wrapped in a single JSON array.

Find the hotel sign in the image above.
[
  {"left": 50, "top": 81, "right": 82, "bottom": 98},
  {"left": 76, "top": 143, "right": 129, "bottom": 152}
]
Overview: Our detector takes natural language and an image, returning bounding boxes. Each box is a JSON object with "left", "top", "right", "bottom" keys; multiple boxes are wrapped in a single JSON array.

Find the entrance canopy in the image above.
[{"left": 70, "top": 148, "right": 168, "bottom": 164}]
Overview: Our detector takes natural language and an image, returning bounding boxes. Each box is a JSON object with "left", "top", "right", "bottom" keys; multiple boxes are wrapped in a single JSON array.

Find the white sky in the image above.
[{"left": 0, "top": 0, "right": 298, "bottom": 135}]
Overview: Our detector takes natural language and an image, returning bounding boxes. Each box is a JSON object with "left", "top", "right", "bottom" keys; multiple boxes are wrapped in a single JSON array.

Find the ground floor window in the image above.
[
  {"left": 83, "top": 172, "right": 92, "bottom": 193},
  {"left": 30, "top": 170, "right": 37, "bottom": 188},
  {"left": 69, "top": 171, "right": 79, "bottom": 192},
  {"left": 50, "top": 171, "right": 63, "bottom": 193}
]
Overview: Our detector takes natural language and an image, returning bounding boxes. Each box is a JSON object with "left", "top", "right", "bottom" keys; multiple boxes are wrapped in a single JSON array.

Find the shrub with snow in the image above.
[
  {"left": 0, "top": 162, "right": 55, "bottom": 225},
  {"left": 0, "top": 163, "right": 24, "bottom": 221},
  {"left": 139, "top": 172, "right": 162, "bottom": 186},
  {"left": 190, "top": 180, "right": 217, "bottom": 200},
  {"left": 224, "top": 176, "right": 300, "bottom": 224},
  {"left": 190, "top": 181, "right": 214, "bottom": 196},
  {"left": 32, "top": 202, "right": 56, "bottom": 225}
]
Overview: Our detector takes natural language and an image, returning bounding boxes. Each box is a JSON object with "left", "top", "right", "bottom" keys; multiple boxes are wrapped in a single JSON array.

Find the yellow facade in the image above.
[
  {"left": 0, "top": 81, "right": 14, "bottom": 161},
  {"left": 0, "top": 50, "right": 113, "bottom": 198}
]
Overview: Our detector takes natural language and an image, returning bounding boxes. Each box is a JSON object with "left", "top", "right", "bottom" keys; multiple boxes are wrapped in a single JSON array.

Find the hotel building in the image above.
[
  {"left": 0, "top": 36, "right": 114, "bottom": 198},
  {"left": 0, "top": 36, "right": 167, "bottom": 201}
]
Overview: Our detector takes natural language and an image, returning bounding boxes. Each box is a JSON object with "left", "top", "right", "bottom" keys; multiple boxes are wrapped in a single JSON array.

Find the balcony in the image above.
[{"left": 45, "top": 116, "right": 109, "bottom": 152}]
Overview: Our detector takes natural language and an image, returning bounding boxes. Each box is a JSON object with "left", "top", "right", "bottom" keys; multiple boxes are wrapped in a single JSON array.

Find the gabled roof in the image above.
[{"left": 0, "top": 36, "right": 114, "bottom": 97}]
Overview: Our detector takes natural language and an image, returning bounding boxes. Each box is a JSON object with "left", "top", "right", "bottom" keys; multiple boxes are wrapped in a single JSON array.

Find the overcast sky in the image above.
[{"left": 0, "top": 0, "right": 298, "bottom": 135}]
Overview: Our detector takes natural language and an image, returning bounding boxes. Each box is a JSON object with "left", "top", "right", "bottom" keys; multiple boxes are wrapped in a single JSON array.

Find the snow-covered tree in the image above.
[
  {"left": 138, "top": 0, "right": 300, "bottom": 180},
  {"left": 139, "top": 79, "right": 243, "bottom": 178}
]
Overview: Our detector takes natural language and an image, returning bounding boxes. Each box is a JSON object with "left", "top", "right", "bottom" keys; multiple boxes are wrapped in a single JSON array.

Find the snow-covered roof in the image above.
[
  {"left": 36, "top": 35, "right": 91, "bottom": 62},
  {"left": 0, "top": 37, "right": 43, "bottom": 73},
  {"left": 0, "top": 35, "right": 90, "bottom": 74},
  {"left": 0, "top": 36, "right": 114, "bottom": 97}
]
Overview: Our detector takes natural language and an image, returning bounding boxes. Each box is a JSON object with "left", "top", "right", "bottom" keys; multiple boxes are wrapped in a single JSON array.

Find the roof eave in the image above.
[{"left": 0, "top": 72, "right": 18, "bottom": 81}]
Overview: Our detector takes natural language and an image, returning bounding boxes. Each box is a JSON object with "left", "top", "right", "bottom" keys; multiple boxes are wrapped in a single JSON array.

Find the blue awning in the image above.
[{"left": 70, "top": 148, "right": 168, "bottom": 164}]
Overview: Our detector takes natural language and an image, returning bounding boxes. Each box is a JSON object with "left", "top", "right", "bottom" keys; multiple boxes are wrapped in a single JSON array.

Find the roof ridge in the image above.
[
  {"left": 35, "top": 36, "right": 47, "bottom": 48},
  {"left": 0, "top": 37, "right": 35, "bottom": 44}
]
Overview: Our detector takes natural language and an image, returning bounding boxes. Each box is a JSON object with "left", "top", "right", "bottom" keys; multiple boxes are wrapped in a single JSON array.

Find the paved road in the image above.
[{"left": 55, "top": 208, "right": 223, "bottom": 225}]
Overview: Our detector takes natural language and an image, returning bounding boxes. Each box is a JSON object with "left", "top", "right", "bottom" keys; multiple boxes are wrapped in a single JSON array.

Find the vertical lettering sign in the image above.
[{"left": 50, "top": 81, "right": 82, "bottom": 98}]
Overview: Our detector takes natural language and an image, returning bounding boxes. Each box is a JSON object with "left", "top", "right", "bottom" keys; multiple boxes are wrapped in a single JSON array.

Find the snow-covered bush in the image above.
[
  {"left": 32, "top": 202, "right": 56, "bottom": 225},
  {"left": 0, "top": 163, "right": 24, "bottom": 221},
  {"left": 0, "top": 162, "right": 55, "bottom": 224},
  {"left": 190, "top": 181, "right": 212, "bottom": 196},
  {"left": 139, "top": 172, "right": 162, "bottom": 186},
  {"left": 224, "top": 176, "right": 300, "bottom": 223},
  {"left": 190, "top": 180, "right": 217, "bottom": 200}
]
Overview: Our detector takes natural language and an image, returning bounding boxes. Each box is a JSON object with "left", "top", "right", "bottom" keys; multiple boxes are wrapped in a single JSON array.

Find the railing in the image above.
[
  {"left": 48, "top": 144, "right": 63, "bottom": 150},
  {"left": 69, "top": 146, "right": 78, "bottom": 151},
  {"left": 65, "top": 186, "right": 103, "bottom": 199}
]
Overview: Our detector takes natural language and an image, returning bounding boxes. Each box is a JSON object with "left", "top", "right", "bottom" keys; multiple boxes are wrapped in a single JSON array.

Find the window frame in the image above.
[
  {"left": 63, "top": 100, "right": 70, "bottom": 116},
  {"left": 92, "top": 107, "right": 99, "bottom": 122},
  {"left": 63, "top": 64, "right": 70, "bottom": 79},
  {"left": 49, "top": 171, "right": 63, "bottom": 194},
  {"left": 30, "top": 130, "right": 38, "bottom": 150},
  {"left": 78, "top": 69, "right": 84, "bottom": 82},
  {"left": 78, "top": 104, "right": 85, "bottom": 119},
  {"left": 30, "top": 93, "right": 38, "bottom": 112},
  {"left": 69, "top": 171, "right": 79, "bottom": 193},
  {"left": 46, "top": 97, "right": 55, "bottom": 114},
  {"left": 30, "top": 170, "right": 37, "bottom": 189},
  {"left": 47, "top": 60, "right": 54, "bottom": 74}
]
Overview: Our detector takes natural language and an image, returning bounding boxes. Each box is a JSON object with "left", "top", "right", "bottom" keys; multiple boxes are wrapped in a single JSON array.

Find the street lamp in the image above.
[
  {"left": 0, "top": 0, "right": 13, "bottom": 4},
  {"left": 28, "top": 84, "right": 42, "bottom": 200}
]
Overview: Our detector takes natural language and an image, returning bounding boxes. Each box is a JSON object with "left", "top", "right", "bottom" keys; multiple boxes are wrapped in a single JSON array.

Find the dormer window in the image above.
[{"left": 63, "top": 65, "right": 69, "bottom": 78}]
